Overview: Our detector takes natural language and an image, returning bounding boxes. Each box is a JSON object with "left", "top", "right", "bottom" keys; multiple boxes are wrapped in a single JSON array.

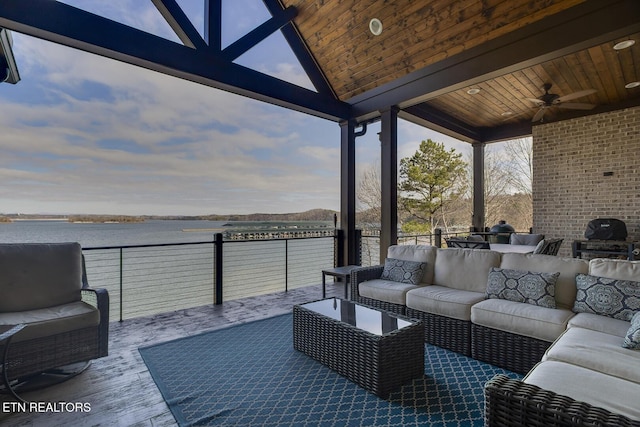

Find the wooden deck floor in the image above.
[{"left": 0, "top": 283, "right": 346, "bottom": 426}]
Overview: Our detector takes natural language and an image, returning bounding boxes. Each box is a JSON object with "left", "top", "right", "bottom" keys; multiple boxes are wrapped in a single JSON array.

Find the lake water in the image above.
[{"left": 0, "top": 219, "right": 230, "bottom": 247}]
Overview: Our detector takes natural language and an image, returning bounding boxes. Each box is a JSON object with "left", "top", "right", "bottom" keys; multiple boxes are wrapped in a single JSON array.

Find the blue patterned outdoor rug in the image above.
[{"left": 139, "top": 314, "right": 520, "bottom": 427}]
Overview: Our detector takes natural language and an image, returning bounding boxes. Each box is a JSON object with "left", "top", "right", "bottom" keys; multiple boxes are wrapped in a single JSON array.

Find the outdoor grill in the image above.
[
  {"left": 584, "top": 218, "right": 628, "bottom": 241},
  {"left": 573, "top": 218, "right": 638, "bottom": 260}
]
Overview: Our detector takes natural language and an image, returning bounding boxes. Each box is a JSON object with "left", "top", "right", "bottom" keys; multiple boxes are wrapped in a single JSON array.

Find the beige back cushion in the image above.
[
  {"left": 499, "top": 253, "right": 589, "bottom": 309},
  {"left": 433, "top": 248, "right": 502, "bottom": 292},
  {"left": 387, "top": 245, "right": 437, "bottom": 285},
  {"left": 0, "top": 243, "right": 83, "bottom": 312},
  {"left": 588, "top": 258, "right": 640, "bottom": 281}
]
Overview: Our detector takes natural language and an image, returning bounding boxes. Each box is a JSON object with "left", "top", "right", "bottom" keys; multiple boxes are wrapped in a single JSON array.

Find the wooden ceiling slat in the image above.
[
  {"left": 283, "top": 0, "right": 639, "bottom": 137},
  {"left": 328, "top": 0, "right": 585, "bottom": 99},
  {"left": 499, "top": 74, "right": 537, "bottom": 113},
  {"left": 588, "top": 45, "right": 620, "bottom": 103},
  {"left": 315, "top": 0, "right": 470, "bottom": 93},
  {"left": 601, "top": 41, "right": 632, "bottom": 102},
  {"left": 575, "top": 49, "right": 608, "bottom": 105},
  {"left": 616, "top": 39, "right": 639, "bottom": 85},
  {"left": 562, "top": 53, "right": 599, "bottom": 100}
]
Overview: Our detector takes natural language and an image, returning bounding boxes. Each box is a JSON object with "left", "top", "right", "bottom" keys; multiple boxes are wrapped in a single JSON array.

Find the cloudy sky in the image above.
[{"left": 0, "top": 0, "right": 470, "bottom": 216}]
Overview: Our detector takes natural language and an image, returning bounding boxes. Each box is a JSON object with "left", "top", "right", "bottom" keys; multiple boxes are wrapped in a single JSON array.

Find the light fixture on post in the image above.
[{"left": 369, "top": 18, "right": 383, "bottom": 36}]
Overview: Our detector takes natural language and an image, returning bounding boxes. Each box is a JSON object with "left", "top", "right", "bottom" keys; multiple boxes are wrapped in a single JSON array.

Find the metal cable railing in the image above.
[
  {"left": 82, "top": 228, "right": 528, "bottom": 321},
  {"left": 82, "top": 235, "right": 335, "bottom": 321}
]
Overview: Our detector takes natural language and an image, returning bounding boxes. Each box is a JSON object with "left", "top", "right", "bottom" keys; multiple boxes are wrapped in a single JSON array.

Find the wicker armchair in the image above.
[
  {"left": 485, "top": 374, "right": 640, "bottom": 427},
  {"left": 0, "top": 243, "right": 109, "bottom": 400}
]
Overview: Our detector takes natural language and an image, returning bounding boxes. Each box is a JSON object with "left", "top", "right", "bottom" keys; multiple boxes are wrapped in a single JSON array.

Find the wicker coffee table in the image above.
[{"left": 293, "top": 298, "right": 424, "bottom": 398}]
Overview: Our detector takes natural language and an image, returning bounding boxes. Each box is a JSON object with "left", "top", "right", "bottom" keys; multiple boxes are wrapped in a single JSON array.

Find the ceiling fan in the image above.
[{"left": 526, "top": 83, "right": 597, "bottom": 122}]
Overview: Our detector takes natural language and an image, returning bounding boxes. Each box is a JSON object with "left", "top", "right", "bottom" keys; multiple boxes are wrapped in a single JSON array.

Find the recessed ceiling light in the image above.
[
  {"left": 613, "top": 39, "right": 635, "bottom": 50},
  {"left": 625, "top": 81, "right": 640, "bottom": 89},
  {"left": 467, "top": 88, "right": 481, "bottom": 95},
  {"left": 501, "top": 111, "right": 513, "bottom": 116},
  {"left": 369, "top": 18, "right": 383, "bottom": 36}
]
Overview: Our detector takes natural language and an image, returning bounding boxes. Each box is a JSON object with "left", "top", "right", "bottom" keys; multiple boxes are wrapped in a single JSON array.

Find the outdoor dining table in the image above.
[{"left": 489, "top": 243, "right": 535, "bottom": 254}]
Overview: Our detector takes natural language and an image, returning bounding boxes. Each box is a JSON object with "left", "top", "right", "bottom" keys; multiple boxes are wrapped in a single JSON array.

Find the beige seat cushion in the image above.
[
  {"left": 433, "top": 248, "right": 501, "bottom": 292},
  {"left": 568, "top": 312, "right": 631, "bottom": 337},
  {"left": 524, "top": 361, "right": 640, "bottom": 421},
  {"left": 0, "top": 301, "right": 100, "bottom": 342},
  {"left": 406, "top": 286, "right": 485, "bottom": 321},
  {"left": 471, "top": 298, "right": 574, "bottom": 342},
  {"left": 543, "top": 326, "right": 640, "bottom": 383},
  {"left": 358, "top": 279, "right": 420, "bottom": 305}
]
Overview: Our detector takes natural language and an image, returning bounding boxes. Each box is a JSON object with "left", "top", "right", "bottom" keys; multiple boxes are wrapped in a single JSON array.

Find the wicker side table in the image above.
[{"left": 293, "top": 298, "right": 424, "bottom": 398}]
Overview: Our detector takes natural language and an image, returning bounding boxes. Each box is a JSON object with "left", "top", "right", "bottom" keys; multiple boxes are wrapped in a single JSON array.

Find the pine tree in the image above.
[{"left": 399, "top": 139, "right": 467, "bottom": 233}]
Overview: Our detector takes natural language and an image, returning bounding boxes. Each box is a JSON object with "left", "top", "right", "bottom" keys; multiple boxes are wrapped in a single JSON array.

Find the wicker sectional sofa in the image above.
[{"left": 350, "top": 245, "right": 640, "bottom": 426}]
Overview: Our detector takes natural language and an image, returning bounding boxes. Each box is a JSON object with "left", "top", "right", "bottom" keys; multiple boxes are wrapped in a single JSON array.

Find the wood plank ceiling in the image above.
[{"left": 281, "top": 0, "right": 640, "bottom": 142}]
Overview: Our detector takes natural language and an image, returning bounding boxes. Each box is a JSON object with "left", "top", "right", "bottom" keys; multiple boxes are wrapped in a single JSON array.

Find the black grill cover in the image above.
[{"left": 584, "top": 218, "right": 627, "bottom": 241}]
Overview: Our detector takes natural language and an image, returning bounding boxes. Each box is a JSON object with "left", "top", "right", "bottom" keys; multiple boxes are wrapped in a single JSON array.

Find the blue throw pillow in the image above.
[
  {"left": 380, "top": 258, "right": 426, "bottom": 285},
  {"left": 486, "top": 267, "right": 559, "bottom": 308},
  {"left": 573, "top": 274, "right": 640, "bottom": 321},
  {"left": 623, "top": 311, "right": 640, "bottom": 350}
]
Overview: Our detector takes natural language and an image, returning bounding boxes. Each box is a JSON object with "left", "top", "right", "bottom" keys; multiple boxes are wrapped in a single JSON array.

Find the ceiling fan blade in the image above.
[
  {"left": 525, "top": 97, "right": 545, "bottom": 105},
  {"left": 532, "top": 108, "right": 546, "bottom": 122},
  {"left": 557, "top": 102, "right": 596, "bottom": 110},
  {"left": 556, "top": 89, "right": 597, "bottom": 103}
]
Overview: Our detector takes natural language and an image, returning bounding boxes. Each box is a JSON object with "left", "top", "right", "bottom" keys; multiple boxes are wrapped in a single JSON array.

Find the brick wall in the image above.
[{"left": 532, "top": 106, "right": 640, "bottom": 257}]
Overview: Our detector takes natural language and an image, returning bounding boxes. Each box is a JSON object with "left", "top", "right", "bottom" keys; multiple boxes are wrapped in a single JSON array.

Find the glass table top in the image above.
[{"left": 299, "top": 298, "right": 414, "bottom": 336}]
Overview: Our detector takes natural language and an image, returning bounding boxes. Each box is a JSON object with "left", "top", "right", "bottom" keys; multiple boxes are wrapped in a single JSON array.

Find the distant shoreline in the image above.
[{"left": 0, "top": 208, "right": 338, "bottom": 224}]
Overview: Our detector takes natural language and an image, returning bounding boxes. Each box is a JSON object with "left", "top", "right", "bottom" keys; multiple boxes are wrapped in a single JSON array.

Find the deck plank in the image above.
[{"left": 0, "top": 283, "right": 344, "bottom": 426}]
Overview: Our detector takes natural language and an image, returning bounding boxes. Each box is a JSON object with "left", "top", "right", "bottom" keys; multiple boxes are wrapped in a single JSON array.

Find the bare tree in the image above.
[
  {"left": 483, "top": 138, "right": 533, "bottom": 230},
  {"left": 357, "top": 162, "right": 382, "bottom": 226},
  {"left": 502, "top": 137, "right": 533, "bottom": 194}
]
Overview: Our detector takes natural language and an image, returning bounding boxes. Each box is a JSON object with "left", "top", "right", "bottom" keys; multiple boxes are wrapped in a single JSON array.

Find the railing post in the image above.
[
  {"left": 335, "top": 229, "right": 345, "bottom": 267},
  {"left": 434, "top": 228, "right": 442, "bottom": 248},
  {"left": 214, "top": 233, "right": 223, "bottom": 305},
  {"left": 355, "top": 229, "right": 362, "bottom": 266},
  {"left": 285, "top": 239, "right": 289, "bottom": 292},
  {"left": 119, "top": 247, "right": 123, "bottom": 322}
]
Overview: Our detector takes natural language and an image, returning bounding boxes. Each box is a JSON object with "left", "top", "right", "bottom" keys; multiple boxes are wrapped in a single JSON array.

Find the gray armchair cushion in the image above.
[
  {"left": 0, "top": 243, "right": 83, "bottom": 312},
  {"left": 0, "top": 301, "right": 100, "bottom": 342},
  {"left": 510, "top": 233, "right": 544, "bottom": 246}
]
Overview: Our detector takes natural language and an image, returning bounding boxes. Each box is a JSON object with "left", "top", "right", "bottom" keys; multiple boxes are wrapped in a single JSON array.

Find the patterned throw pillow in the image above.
[
  {"left": 486, "top": 267, "right": 559, "bottom": 308},
  {"left": 623, "top": 311, "right": 640, "bottom": 350},
  {"left": 380, "top": 258, "right": 426, "bottom": 285},
  {"left": 573, "top": 274, "right": 640, "bottom": 321}
]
